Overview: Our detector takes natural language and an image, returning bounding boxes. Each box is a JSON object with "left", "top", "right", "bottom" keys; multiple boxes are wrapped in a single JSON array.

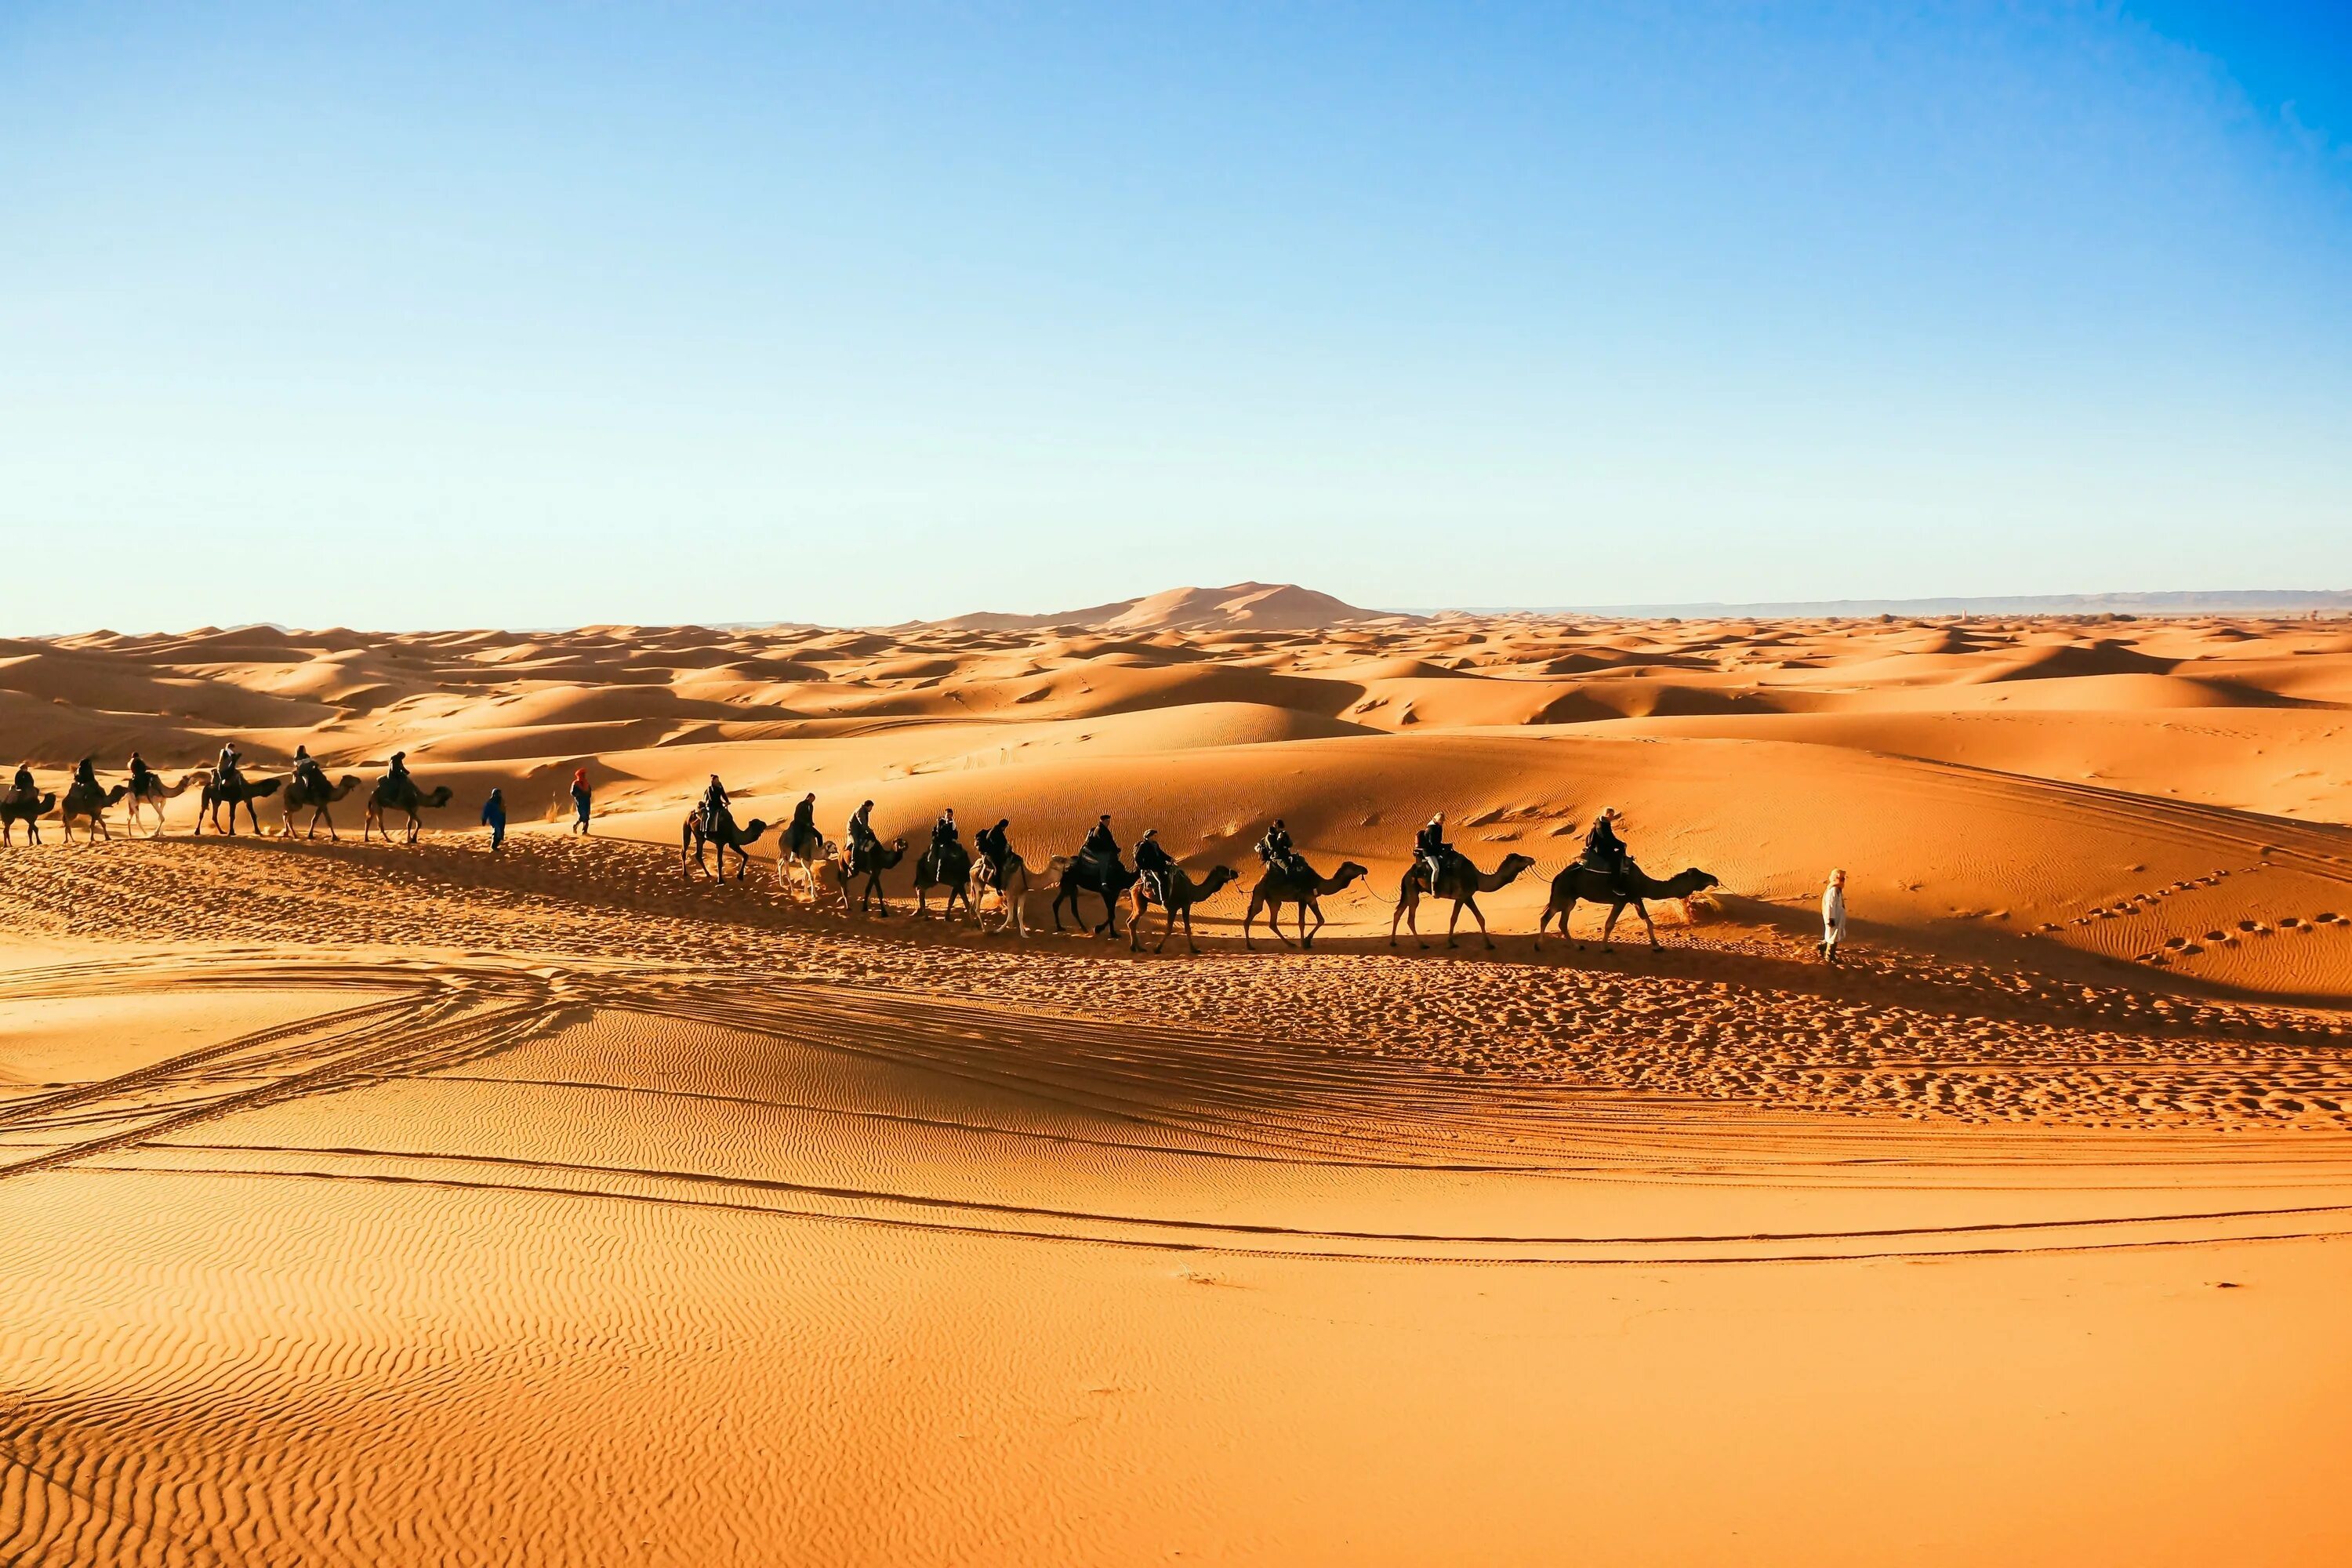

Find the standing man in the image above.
[
  {"left": 570, "top": 768, "right": 593, "bottom": 835},
  {"left": 481, "top": 788, "right": 508, "bottom": 852},
  {"left": 1820, "top": 869, "right": 1848, "bottom": 964}
]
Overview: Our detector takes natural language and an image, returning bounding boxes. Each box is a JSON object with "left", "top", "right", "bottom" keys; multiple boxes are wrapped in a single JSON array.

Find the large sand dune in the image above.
[{"left": 5, "top": 605, "right": 2351, "bottom": 1563}]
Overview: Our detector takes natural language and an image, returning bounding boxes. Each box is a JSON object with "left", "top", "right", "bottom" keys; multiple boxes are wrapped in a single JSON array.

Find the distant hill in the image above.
[
  {"left": 1414, "top": 590, "right": 2352, "bottom": 619},
  {"left": 922, "top": 582, "right": 1418, "bottom": 633}
]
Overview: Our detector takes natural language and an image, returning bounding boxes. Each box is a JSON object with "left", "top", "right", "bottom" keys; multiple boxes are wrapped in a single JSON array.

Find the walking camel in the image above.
[
  {"left": 192, "top": 770, "right": 282, "bottom": 837},
  {"left": 363, "top": 776, "right": 452, "bottom": 844},
  {"left": 777, "top": 822, "right": 837, "bottom": 902},
  {"left": 1243, "top": 858, "right": 1369, "bottom": 950},
  {"left": 683, "top": 805, "right": 771, "bottom": 880},
  {"left": 125, "top": 772, "right": 198, "bottom": 836},
  {"left": 1128, "top": 864, "right": 1241, "bottom": 953},
  {"left": 967, "top": 851, "right": 1035, "bottom": 938},
  {"left": 1534, "top": 863, "right": 1720, "bottom": 952},
  {"left": 59, "top": 779, "right": 131, "bottom": 843},
  {"left": 913, "top": 839, "right": 974, "bottom": 920},
  {"left": 837, "top": 837, "right": 909, "bottom": 915},
  {"left": 2, "top": 791, "right": 57, "bottom": 845},
  {"left": 1388, "top": 851, "right": 1537, "bottom": 949},
  {"left": 281, "top": 774, "right": 363, "bottom": 840},
  {"left": 1048, "top": 853, "right": 1136, "bottom": 938}
]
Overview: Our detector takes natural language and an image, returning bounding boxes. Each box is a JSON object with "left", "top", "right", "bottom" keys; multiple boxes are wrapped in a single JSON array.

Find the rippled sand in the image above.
[{"left": 6, "top": 608, "right": 2352, "bottom": 1562}]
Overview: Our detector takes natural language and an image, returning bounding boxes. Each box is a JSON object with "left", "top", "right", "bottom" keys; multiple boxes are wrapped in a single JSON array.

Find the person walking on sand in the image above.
[
  {"left": 569, "top": 768, "right": 592, "bottom": 834},
  {"left": 1820, "top": 869, "right": 1848, "bottom": 964},
  {"left": 481, "top": 788, "right": 507, "bottom": 852}
]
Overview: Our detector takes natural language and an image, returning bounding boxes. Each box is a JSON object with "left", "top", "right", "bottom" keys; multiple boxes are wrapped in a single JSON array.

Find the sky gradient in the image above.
[{"left": 4, "top": 2, "right": 2348, "bottom": 630}]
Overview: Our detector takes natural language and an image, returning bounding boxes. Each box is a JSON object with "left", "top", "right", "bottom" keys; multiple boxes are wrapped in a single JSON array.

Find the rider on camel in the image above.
[
  {"left": 292, "top": 745, "right": 328, "bottom": 797},
  {"left": 975, "top": 818, "right": 1011, "bottom": 877},
  {"left": 699, "top": 773, "right": 732, "bottom": 836},
  {"left": 1415, "top": 813, "right": 1451, "bottom": 890},
  {"left": 1582, "top": 807, "right": 1632, "bottom": 896},
  {"left": 1256, "top": 818, "right": 1303, "bottom": 880},
  {"left": 931, "top": 808, "right": 960, "bottom": 849},
  {"left": 73, "top": 757, "right": 99, "bottom": 797},
  {"left": 217, "top": 742, "right": 245, "bottom": 790},
  {"left": 384, "top": 750, "right": 412, "bottom": 793},
  {"left": 128, "top": 751, "right": 153, "bottom": 794},
  {"left": 1082, "top": 814, "right": 1121, "bottom": 869},
  {"left": 847, "top": 800, "right": 879, "bottom": 869},
  {"left": 1134, "top": 828, "right": 1175, "bottom": 904},
  {"left": 9, "top": 764, "right": 34, "bottom": 805},
  {"left": 788, "top": 791, "right": 817, "bottom": 849}
]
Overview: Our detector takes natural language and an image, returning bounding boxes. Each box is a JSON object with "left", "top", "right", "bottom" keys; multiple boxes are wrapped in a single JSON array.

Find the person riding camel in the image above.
[
  {"left": 1415, "top": 813, "right": 1452, "bottom": 890},
  {"left": 699, "top": 773, "right": 732, "bottom": 837},
  {"left": 73, "top": 757, "right": 99, "bottom": 796},
  {"left": 1134, "top": 828, "right": 1175, "bottom": 905},
  {"left": 1257, "top": 818, "right": 1303, "bottom": 880},
  {"left": 932, "top": 808, "right": 960, "bottom": 848},
  {"left": 217, "top": 742, "right": 245, "bottom": 790},
  {"left": 9, "top": 764, "right": 35, "bottom": 806},
  {"left": 384, "top": 750, "right": 412, "bottom": 793},
  {"left": 975, "top": 817, "right": 1011, "bottom": 877},
  {"left": 1582, "top": 807, "right": 1632, "bottom": 897},
  {"left": 847, "top": 799, "right": 879, "bottom": 870},
  {"left": 788, "top": 791, "right": 817, "bottom": 851},
  {"left": 128, "top": 751, "right": 153, "bottom": 793},
  {"left": 1081, "top": 814, "right": 1122, "bottom": 871},
  {"left": 292, "top": 745, "right": 328, "bottom": 797}
]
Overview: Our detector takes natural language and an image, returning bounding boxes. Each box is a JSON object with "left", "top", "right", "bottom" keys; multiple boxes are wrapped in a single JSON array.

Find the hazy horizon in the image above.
[{"left": 5, "top": 2, "right": 2348, "bottom": 630}]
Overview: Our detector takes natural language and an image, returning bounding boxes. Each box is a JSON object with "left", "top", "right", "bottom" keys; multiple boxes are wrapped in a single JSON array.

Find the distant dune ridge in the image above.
[{"left": 915, "top": 580, "right": 1420, "bottom": 633}]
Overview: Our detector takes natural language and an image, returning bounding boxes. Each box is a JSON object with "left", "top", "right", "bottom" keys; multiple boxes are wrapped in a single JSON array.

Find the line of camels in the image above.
[
  {"left": 2, "top": 768, "right": 452, "bottom": 847},
  {"left": 685, "top": 804, "right": 1719, "bottom": 957},
  {"left": 8, "top": 764, "right": 1719, "bottom": 960}
]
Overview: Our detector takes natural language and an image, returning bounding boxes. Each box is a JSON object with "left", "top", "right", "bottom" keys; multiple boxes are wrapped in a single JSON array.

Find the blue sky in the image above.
[{"left": 3, "top": 2, "right": 2347, "bottom": 630}]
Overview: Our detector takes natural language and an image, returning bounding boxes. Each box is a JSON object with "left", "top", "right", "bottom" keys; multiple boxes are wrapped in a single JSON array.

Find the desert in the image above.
[{"left": 5, "top": 591, "right": 2351, "bottom": 1564}]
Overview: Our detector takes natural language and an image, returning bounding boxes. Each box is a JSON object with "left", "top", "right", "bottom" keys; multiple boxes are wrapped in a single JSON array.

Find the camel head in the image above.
[
  {"left": 1670, "top": 867, "right": 1719, "bottom": 896},
  {"left": 104, "top": 782, "right": 131, "bottom": 805},
  {"left": 423, "top": 786, "right": 454, "bottom": 808},
  {"left": 1497, "top": 852, "right": 1537, "bottom": 880},
  {"left": 1200, "top": 864, "right": 1241, "bottom": 897},
  {"left": 1333, "top": 860, "right": 1369, "bottom": 887},
  {"left": 333, "top": 775, "right": 362, "bottom": 797},
  {"left": 743, "top": 818, "right": 771, "bottom": 840}
]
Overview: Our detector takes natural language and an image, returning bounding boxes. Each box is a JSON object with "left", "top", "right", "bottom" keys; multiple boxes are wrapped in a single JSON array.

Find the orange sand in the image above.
[{"left": 3, "top": 598, "right": 2350, "bottom": 1563}]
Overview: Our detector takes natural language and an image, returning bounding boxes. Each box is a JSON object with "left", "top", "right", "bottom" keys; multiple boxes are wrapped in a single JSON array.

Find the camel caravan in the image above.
[{"left": 9, "top": 751, "right": 1724, "bottom": 959}]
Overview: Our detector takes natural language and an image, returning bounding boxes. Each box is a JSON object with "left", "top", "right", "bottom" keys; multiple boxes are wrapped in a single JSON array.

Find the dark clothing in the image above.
[
  {"left": 571, "top": 784, "right": 592, "bottom": 831},
  {"left": 1581, "top": 818, "right": 1626, "bottom": 869},
  {"left": 217, "top": 747, "right": 243, "bottom": 786},
  {"left": 701, "top": 782, "right": 731, "bottom": 833},
  {"left": 789, "top": 800, "right": 816, "bottom": 835},
  {"left": 1415, "top": 822, "right": 1446, "bottom": 859},
  {"left": 73, "top": 760, "right": 97, "bottom": 792},
  {"left": 1134, "top": 837, "right": 1174, "bottom": 902},
  {"left": 10, "top": 767, "right": 34, "bottom": 800},
  {"left": 1082, "top": 823, "right": 1119, "bottom": 859},
  {"left": 1257, "top": 826, "right": 1294, "bottom": 866},
  {"left": 931, "top": 817, "right": 960, "bottom": 849},
  {"left": 481, "top": 792, "right": 506, "bottom": 849},
  {"left": 129, "top": 758, "right": 152, "bottom": 789},
  {"left": 386, "top": 758, "right": 411, "bottom": 792},
  {"left": 975, "top": 824, "right": 1009, "bottom": 870},
  {"left": 847, "top": 804, "right": 875, "bottom": 846}
]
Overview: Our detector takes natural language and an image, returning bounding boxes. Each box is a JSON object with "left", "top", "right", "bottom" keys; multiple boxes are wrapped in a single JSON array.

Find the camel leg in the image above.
[
  {"left": 1635, "top": 898, "right": 1660, "bottom": 949},
  {"left": 1468, "top": 895, "right": 1494, "bottom": 949},
  {"left": 1303, "top": 899, "right": 1323, "bottom": 949},
  {"left": 1129, "top": 895, "right": 1146, "bottom": 952},
  {"left": 1445, "top": 898, "right": 1463, "bottom": 948},
  {"left": 1243, "top": 897, "right": 1259, "bottom": 951},
  {"left": 1600, "top": 902, "right": 1624, "bottom": 944},
  {"left": 1181, "top": 906, "right": 1198, "bottom": 955}
]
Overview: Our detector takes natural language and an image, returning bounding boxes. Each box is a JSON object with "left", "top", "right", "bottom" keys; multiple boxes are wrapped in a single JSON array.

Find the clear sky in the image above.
[{"left": 4, "top": 2, "right": 2348, "bottom": 630}]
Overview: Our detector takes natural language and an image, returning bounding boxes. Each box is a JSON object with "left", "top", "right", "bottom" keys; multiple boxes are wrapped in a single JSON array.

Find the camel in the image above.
[
  {"left": 363, "top": 776, "right": 453, "bottom": 844},
  {"left": 59, "top": 780, "right": 131, "bottom": 844},
  {"left": 913, "top": 838, "right": 973, "bottom": 920},
  {"left": 1047, "top": 851, "right": 1137, "bottom": 938},
  {"left": 192, "top": 770, "right": 283, "bottom": 837},
  {"left": 281, "top": 773, "right": 363, "bottom": 840},
  {"left": 836, "top": 836, "right": 909, "bottom": 915},
  {"left": 2, "top": 791, "right": 56, "bottom": 845},
  {"left": 1388, "top": 851, "right": 1537, "bottom": 950},
  {"left": 683, "top": 804, "right": 772, "bottom": 881},
  {"left": 1243, "top": 858, "right": 1369, "bottom": 950},
  {"left": 967, "top": 851, "right": 1034, "bottom": 938},
  {"left": 777, "top": 822, "right": 837, "bottom": 902},
  {"left": 125, "top": 771, "right": 197, "bottom": 836},
  {"left": 1535, "top": 863, "right": 1720, "bottom": 952},
  {"left": 1127, "top": 864, "right": 1241, "bottom": 954}
]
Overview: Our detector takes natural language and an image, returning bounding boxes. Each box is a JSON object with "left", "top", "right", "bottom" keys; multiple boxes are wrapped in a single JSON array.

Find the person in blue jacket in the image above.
[{"left": 481, "top": 787, "right": 507, "bottom": 851}]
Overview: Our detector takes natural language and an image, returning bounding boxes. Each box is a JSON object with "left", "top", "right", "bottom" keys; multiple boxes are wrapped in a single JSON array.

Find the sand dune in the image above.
[{"left": 5, "top": 603, "right": 2351, "bottom": 1563}]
